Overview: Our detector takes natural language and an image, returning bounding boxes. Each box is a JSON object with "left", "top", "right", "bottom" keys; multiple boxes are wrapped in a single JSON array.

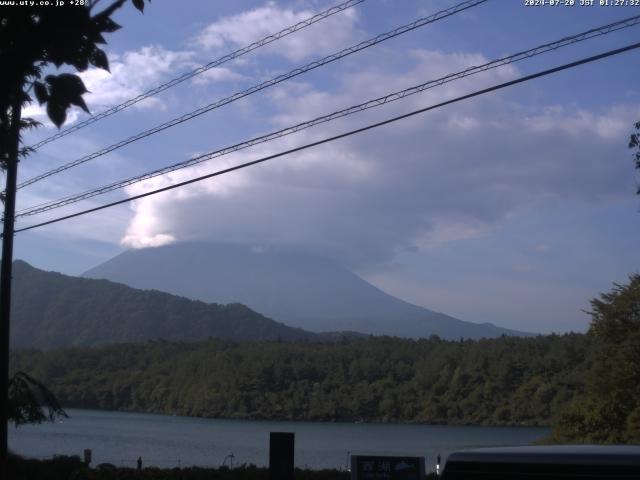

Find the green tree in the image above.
[
  {"left": 11, "top": 334, "right": 590, "bottom": 427},
  {"left": 553, "top": 275, "right": 640, "bottom": 443},
  {"left": 0, "top": 0, "right": 149, "bottom": 472},
  {"left": 630, "top": 121, "right": 640, "bottom": 194},
  {"left": 7, "top": 371, "right": 66, "bottom": 427}
]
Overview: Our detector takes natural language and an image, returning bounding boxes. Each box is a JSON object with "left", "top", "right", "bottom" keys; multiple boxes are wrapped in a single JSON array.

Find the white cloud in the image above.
[
  {"left": 21, "top": 102, "right": 81, "bottom": 129},
  {"left": 193, "top": 1, "right": 361, "bottom": 62},
  {"left": 266, "top": 49, "right": 520, "bottom": 128},
  {"left": 110, "top": 48, "right": 639, "bottom": 267},
  {"left": 22, "top": 45, "right": 195, "bottom": 129},
  {"left": 80, "top": 46, "right": 195, "bottom": 111},
  {"left": 191, "top": 67, "right": 247, "bottom": 85},
  {"left": 121, "top": 232, "right": 175, "bottom": 249},
  {"left": 17, "top": 200, "right": 131, "bottom": 246},
  {"left": 410, "top": 219, "right": 493, "bottom": 250},
  {"left": 524, "top": 105, "right": 631, "bottom": 141}
]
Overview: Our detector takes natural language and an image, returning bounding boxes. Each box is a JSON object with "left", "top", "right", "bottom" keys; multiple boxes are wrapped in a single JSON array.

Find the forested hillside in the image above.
[
  {"left": 11, "top": 260, "right": 318, "bottom": 348},
  {"left": 11, "top": 334, "right": 590, "bottom": 426}
]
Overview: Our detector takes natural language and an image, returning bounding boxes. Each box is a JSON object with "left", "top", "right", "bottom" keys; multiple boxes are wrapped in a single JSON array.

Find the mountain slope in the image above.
[
  {"left": 84, "top": 242, "right": 529, "bottom": 339},
  {"left": 11, "top": 260, "right": 318, "bottom": 349}
]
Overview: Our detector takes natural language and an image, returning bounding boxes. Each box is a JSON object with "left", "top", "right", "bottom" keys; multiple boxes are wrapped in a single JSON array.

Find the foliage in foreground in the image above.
[
  {"left": 8, "top": 454, "right": 357, "bottom": 480},
  {"left": 552, "top": 274, "right": 640, "bottom": 443},
  {"left": 1, "top": 0, "right": 150, "bottom": 164},
  {"left": 8, "top": 371, "right": 66, "bottom": 426},
  {"left": 11, "top": 333, "right": 589, "bottom": 426}
]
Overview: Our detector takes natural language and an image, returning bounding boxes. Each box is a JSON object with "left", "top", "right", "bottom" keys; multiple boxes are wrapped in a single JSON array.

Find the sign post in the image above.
[
  {"left": 269, "top": 432, "right": 294, "bottom": 480},
  {"left": 351, "top": 455, "right": 425, "bottom": 480},
  {"left": 83, "top": 449, "right": 92, "bottom": 465}
]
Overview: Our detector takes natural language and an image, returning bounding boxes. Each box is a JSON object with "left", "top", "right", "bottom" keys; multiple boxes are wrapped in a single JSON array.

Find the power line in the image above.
[
  {"left": 26, "top": 0, "right": 367, "bottom": 151},
  {"left": 13, "top": 41, "right": 640, "bottom": 235},
  {"left": 17, "top": 0, "right": 488, "bottom": 190},
  {"left": 15, "top": 14, "right": 640, "bottom": 219}
]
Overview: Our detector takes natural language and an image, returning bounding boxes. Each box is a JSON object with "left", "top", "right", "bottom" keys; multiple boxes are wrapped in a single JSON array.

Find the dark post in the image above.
[
  {"left": 269, "top": 432, "right": 294, "bottom": 480},
  {"left": 0, "top": 99, "right": 22, "bottom": 478}
]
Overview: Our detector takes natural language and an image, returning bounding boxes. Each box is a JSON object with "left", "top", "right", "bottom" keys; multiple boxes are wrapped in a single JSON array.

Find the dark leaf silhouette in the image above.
[
  {"left": 90, "top": 47, "right": 110, "bottom": 72},
  {"left": 8, "top": 371, "right": 67, "bottom": 426},
  {"left": 46, "top": 101, "right": 67, "bottom": 128},
  {"left": 32, "top": 81, "right": 48, "bottom": 105},
  {"left": 46, "top": 73, "right": 88, "bottom": 95},
  {"left": 93, "top": 14, "right": 122, "bottom": 33},
  {"left": 70, "top": 95, "right": 91, "bottom": 115},
  {"left": 132, "top": 0, "right": 145, "bottom": 13},
  {"left": 45, "top": 73, "right": 90, "bottom": 118},
  {"left": 19, "top": 118, "right": 41, "bottom": 131}
]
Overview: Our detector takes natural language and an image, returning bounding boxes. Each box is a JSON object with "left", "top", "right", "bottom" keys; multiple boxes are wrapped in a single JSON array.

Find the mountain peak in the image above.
[{"left": 85, "top": 242, "right": 531, "bottom": 339}]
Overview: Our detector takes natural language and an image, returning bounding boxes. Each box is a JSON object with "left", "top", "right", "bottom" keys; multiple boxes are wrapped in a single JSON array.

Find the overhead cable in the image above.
[
  {"left": 26, "top": 0, "right": 368, "bottom": 151},
  {"left": 13, "top": 41, "right": 640, "bottom": 234},
  {"left": 16, "top": 14, "right": 640, "bottom": 218},
  {"left": 17, "top": 0, "right": 488, "bottom": 189}
]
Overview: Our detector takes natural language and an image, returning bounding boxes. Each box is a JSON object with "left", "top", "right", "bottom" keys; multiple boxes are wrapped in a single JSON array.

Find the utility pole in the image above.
[{"left": 0, "top": 97, "right": 22, "bottom": 476}]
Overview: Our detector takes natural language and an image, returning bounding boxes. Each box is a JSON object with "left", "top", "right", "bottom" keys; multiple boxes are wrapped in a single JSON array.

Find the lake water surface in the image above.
[{"left": 9, "top": 409, "right": 549, "bottom": 471}]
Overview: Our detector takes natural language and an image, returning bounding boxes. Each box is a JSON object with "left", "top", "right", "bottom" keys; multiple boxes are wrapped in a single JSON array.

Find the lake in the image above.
[{"left": 9, "top": 409, "right": 549, "bottom": 471}]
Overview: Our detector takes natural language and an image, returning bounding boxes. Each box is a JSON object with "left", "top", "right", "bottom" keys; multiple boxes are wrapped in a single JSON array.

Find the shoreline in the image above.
[{"left": 55, "top": 406, "right": 554, "bottom": 429}]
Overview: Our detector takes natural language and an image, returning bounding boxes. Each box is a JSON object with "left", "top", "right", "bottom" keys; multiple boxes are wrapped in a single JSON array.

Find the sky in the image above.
[{"left": 11, "top": 0, "right": 640, "bottom": 334}]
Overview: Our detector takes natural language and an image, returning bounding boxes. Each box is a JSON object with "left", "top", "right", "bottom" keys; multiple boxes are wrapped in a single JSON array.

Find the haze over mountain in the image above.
[
  {"left": 11, "top": 260, "right": 318, "bottom": 349},
  {"left": 84, "top": 242, "right": 529, "bottom": 339}
]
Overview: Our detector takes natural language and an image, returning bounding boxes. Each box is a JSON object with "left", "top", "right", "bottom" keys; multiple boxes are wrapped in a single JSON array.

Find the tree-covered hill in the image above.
[
  {"left": 11, "top": 334, "right": 590, "bottom": 426},
  {"left": 10, "top": 260, "right": 319, "bottom": 348}
]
